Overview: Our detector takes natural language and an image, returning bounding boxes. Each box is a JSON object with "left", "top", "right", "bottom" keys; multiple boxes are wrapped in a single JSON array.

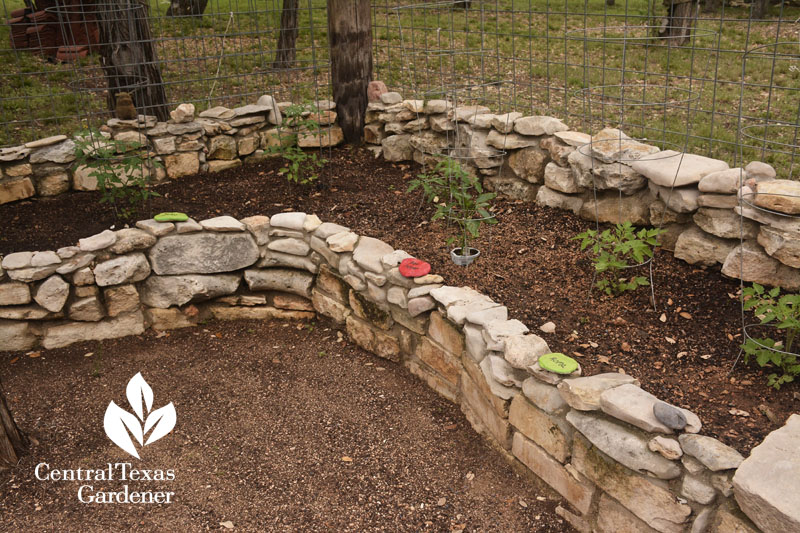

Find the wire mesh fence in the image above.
[
  {"left": 0, "top": 0, "right": 331, "bottom": 146},
  {"left": 372, "top": 0, "right": 800, "bottom": 165},
  {"left": 0, "top": 0, "right": 798, "bottom": 167}
]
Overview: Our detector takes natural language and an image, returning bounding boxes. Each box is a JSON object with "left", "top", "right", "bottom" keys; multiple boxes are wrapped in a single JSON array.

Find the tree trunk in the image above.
[
  {"left": 751, "top": 0, "right": 770, "bottom": 19},
  {"left": 327, "top": 0, "right": 372, "bottom": 144},
  {"left": 657, "top": 0, "right": 698, "bottom": 46},
  {"left": 272, "top": 0, "right": 299, "bottom": 70},
  {"left": 0, "top": 380, "right": 27, "bottom": 469},
  {"left": 97, "top": 0, "right": 169, "bottom": 121},
  {"left": 165, "top": 0, "right": 209, "bottom": 17}
]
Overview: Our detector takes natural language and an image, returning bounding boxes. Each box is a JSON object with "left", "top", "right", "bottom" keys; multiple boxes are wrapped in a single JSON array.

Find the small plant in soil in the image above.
[
  {"left": 742, "top": 283, "right": 800, "bottom": 389},
  {"left": 73, "top": 129, "right": 160, "bottom": 220},
  {"left": 265, "top": 103, "right": 327, "bottom": 185},
  {"left": 408, "top": 157, "right": 496, "bottom": 258},
  {"left": 573, "top": 222, "right": 664, "bottom": 296}
]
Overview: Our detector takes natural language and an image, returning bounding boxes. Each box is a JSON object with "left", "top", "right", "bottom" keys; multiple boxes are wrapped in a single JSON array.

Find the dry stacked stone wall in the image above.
[
  {"left": 0, "top": 211, "right": 797, "bottom": 533},
  {"left": 365, "top": 90, "right": 800, "bottom": 291},
  {"left": 0, "top": 96, "right": 343, "bottom": 203}
]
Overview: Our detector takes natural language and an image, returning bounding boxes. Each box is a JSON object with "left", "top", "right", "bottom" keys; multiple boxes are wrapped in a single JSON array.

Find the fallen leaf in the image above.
[
  {"left": 519, "top": 499, "right": 528, "bottom": 508},
  {"left": 28, "top": 352, "right": 41, "bottom": 358},
  {"left": 220, "top": 521, "right": 234, "bottom": 530},
  {"left": 667, "top": 298, "right": 674, "bottom": 306},
  {"left": 700, "top": 354, "right": 712, "bottom": 360},
  {"left": 437, "top": 497, "right": 447, "bottom": 506},
  {"left": 659, "top": 313, "right": 667, "bottom": 323},
  {"left": 589, "top": 341, "right": 599, "bottom": 348},
  {"left": 572, "top": 351, "right": 585, "bottom": 358},
  {"left": 341, "top": 456, "right": 353, "bottom": 462},
  {"left": 466, "top": 472, "right": 475, "bottom": 480},
  {"left": 665, "top": 337, "right": 676, "bottom": 344},
  {"left": 9, "top": 357, "right": 19, "bottom": 364},
  {"left": 729, "top": 408, "right": 750, "bottom": 417},
  {"left": 597, "top": 355, "right": 611, "bottom": 364},
  {"left": 679, "top": 312, "right": 693, "bottom": 320},
  {"left": 444, "top": 424, "right": 458, "bottom": 431},
  {"left": 621, "top": 341, "right": 632, "bottom": 352},
  {"left": 676, "top": 351, "right": 688, "bottom": 359}
]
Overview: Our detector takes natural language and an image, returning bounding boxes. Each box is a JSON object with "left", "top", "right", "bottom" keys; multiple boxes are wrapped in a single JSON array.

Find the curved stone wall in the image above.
[{"left": 1, "top": 211, "right": 795, "bottom": 532}]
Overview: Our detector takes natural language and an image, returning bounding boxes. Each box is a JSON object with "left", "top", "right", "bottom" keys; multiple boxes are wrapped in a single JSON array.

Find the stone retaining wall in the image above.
[
  {"left": 0, "top": 97, "right": 344, "bottom": 204},
  {"left": 0, "top": 211, "right": 796, "bottom": 532},
  {"left": 365, "top": 90, "right": 800, "bottom": 291}
]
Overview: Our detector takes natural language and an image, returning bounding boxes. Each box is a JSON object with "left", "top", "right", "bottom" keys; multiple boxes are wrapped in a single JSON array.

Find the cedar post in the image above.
[
  {"left": 327, "top": 0, "right": 372, "bottom": 144},
  {"left": 0, "top": 380, "right": 28, "bottom": 468}
]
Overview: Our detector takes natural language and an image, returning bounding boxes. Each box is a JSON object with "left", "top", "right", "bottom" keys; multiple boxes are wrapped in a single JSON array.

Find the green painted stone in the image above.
[
  {"left": 154, "top": 212, "right": 189, "bottom": 222},
  {"left": 538, "top": 352, "right": 579, "bottom": 375}
]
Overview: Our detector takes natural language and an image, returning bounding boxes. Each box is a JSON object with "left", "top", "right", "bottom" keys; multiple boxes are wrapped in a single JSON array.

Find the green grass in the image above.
[{"left": 0, "top": 0, "right": 798, "bottom": 172}]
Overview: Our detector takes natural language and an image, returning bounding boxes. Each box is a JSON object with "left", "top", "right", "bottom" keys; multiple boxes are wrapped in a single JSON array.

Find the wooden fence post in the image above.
[{"left": 327, "top": 0, "right": 372, "bottom": 144}]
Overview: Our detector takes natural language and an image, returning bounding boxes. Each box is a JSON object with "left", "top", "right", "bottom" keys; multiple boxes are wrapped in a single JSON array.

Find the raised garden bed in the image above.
[{"left": 0, "top": 146, "right": 792, "bottom": 455}]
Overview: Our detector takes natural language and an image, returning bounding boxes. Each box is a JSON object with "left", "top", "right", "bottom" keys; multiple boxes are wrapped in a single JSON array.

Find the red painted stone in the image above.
[
  {"left": 398, "top": 258, "right": 431, "bottom": 278},
  {"left": 367, "top": 80, "right": 388, "bottom": 102}
]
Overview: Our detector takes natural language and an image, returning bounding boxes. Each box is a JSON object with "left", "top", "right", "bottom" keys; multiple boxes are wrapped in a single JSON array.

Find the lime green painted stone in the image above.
[
  {"left": 538, "top": 352, "right": 579, "bottom": 375},
  {"left": 154, "top": 212, "right": 189, "bottom": 222}
]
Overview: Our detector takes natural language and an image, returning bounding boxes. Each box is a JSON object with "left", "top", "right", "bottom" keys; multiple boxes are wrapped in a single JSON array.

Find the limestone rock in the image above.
[
  {"left": 758, "top": 226, "right": 800, "bottom": 268},
  {"left": 491, "top": 112, "right": 522, "bottom": 134},
  {"left": 79, "top": 229, "right": 116, "bottom": 252},
  {"left": 567, "top": 410, "right": 682, "bottom": 479},
  {"left": 544, "top": 162, "right": 583, "bottom": 194},
  {"left": 487, "top": 130, "right": 537, "bottom": 150},
  {"left": 649, "top": 183, "right": 700, "bottom": 213},
  {"left": 0, "top": 178, "right": 35, "bottom": 204},
  {"left": 590, "top": 128, "right": 659, "bottom": 163},
  {"left": 503, "top": 334, "right": 550, "bottom": 369},
  {"left": 109, "top": 228, "right": 157, "bottom": 254},
  {"left": 722, "top": 240, "right": 800, "bottom": 290},
  {"left": 579, "top": 188, "right": 653, "bottom": 225},
  {"left": 745, "top": 160, "right": 776, "bottom": 181},
  {"left": 694, "top": 207, "right": 758, "bottom": 239},
  {"left": 557, "top": 373, "right": 639, "bottom": 411},
  {"left": 163, "top": 152, "right": 199, "bottom": 178},
  {"left": 42, "top": 311, "right": 145, "bottom": 349},
  {"left": 733, "top": 414, "right": 800, "bottom": 533},
  {"left": 698, "top": 168, "right": 745, "bottom": 194},
  {"left": 484, "top": 176, "right": 537, "bottom": 201},
  {"left": 94, "top": 253, "right": 151, "bottom": 286},
  {"left": 674, "top": 226, "right": 737, "bottom": 266},
  {"left": 32, "top": 275, "right": 69, "bottom": 312},
  {"left": 141, "top": 274, "right": 240, "bottom": 308},
  {"left": 452, "top": 105, "right": 491, "bottom": 122},
  {"left": 486, "top": 353, "right": 527, "bottom": 388},
  {"left": 631, "top": 150, "right": 729, "bottom": 187},
  {"left": 298, "top": 126, "right": 344, "bottom": 148},
  {"left": 754, "top": 179, "right": 800, "bottom": 215},
  {"left": 513, "top": 116, "right": 568, "bottom": 136},
  {"left": 573, "top": 437, "right": 691, "bottom": 533},
  {"left": 243, "top": 268, "right": 313, "bottom": 297},
  {"left": 0, "top": 320, "right": 37, "bottom": 350},
  {"left": 148, "top": 232, "right": 259, "bottom": 275},
  {"left": 536, "top": 186, "right": 585, "bottom": 215},
  {"left": 31, "top": 251, "right": 60, "bottom": 267},
  {"left": 69, "top": 296, "right": 105, "bottom": 321},
  {"left": 681, "top": 473, "right": 716, "bottom": 504},
  {"left": 649, "top": 436, "right": 682, "bottom": 460},
  {"left": 29, "top": 140, "right": 76, "bottom": 164},
  {"left": 170, "top": 103, "right": 195, "bottom": 123},
  {"left": 508, "top": 146, "right": 549, "bottom": 183},
  {"left": 200, "top": 216, "right": 245, "bottom": 232},
  {"left": 380, "top": 92, "right": 402, "bottom": 105},
  {"left": 135, "top": 219, "right": 174, "bottom": 237},
  {"left": 381, "top": 134, "right": 413, "bottom": 162},
  {"left": 104, "top": 284, "right": 140, "bottom": 317},
  {"left": 568, "top": 149, "right": 647, "bottom": 194},
  {"left": 522, "top": 377, "right": 568, "bottom": 415},
  {"left": 483, "top": 318, "right": 530, "bottom": 351},
  {"left": 679, "top": 434, "right": 743, "bottom": 471},
  {"left": 600, "top": 384, "right": 701, "bottom": 434},
  {"left": 353, "top": 236, "right": 393, "bottom": 274},
  {"left": 0, "top": 282, "right": 30, "bottom": 305}
]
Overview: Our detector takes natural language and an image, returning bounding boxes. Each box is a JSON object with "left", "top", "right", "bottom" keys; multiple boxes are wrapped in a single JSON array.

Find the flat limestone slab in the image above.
[
  {"left": 733, "top": 414, "right": 800, "bottom": 533},
  {"left": 631, "top": 150, "right": 729, "bottom": 187}
]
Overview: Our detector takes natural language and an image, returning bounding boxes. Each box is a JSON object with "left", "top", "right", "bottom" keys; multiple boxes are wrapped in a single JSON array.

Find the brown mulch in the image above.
[
  {"left": 0, "top": 321, "right": 572, "bottom": 532},
  {"left": 0, "top": 145, "right": 797, "bottom": 453}
]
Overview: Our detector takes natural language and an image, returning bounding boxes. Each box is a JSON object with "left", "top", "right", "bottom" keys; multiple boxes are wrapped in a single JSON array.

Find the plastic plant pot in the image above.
[{"left": 450, "top": 247, "right": 480, "bottom": 266}]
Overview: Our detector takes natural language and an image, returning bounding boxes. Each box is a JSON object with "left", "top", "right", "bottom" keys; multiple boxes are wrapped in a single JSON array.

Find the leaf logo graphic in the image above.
[{"left": 104, "top": 372, "right": 176, "bottom": 459}]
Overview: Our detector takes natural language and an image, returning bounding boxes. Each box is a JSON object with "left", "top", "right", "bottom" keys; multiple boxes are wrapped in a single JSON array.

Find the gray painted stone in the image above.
[
  {"left": 148, "top": 232, "right": 259, "bottom": 275},
  {"left": 653, "top": 402, "right": 687, "bottom": 430}
]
